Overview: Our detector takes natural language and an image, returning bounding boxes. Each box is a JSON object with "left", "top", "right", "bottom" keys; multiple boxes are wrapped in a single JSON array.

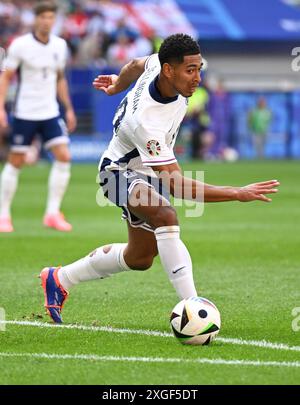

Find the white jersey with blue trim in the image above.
[
  {"left": 4, "top": 33, "right": 67, "bottom": 121},
  {"left": 99, "top": 53, "right": 188, "bottom": 177}
]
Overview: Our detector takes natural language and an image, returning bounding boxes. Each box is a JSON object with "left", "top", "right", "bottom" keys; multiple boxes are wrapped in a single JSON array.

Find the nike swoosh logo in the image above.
[{"left": 172, "top": 266, "right": 185, "bottom": 274}]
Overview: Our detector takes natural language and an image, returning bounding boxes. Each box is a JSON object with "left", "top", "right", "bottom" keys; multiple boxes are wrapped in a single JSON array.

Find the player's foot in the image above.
[
  {"left": 43, "top": 212, "right": 72, "bottom": 232},
  {"left": 40, "top": 267, "right": 69, "bottom": 323},
  {"left": 0, "top": 216, "right": 14, "bottom": 233}
]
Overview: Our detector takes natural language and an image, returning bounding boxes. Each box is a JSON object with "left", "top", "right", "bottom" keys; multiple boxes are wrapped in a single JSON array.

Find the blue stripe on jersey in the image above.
[
  {"left": 100, "top": 148, "right": 140, "bottom": 171},
  {"left": 149, "top": 75, "right": 178, "bottom": 104}
]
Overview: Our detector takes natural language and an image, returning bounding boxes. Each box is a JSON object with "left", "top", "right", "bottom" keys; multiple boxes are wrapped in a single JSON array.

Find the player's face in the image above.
[
  {"left": 171, "top": 54, "right": 203, "bottom": 97},
  {"left": 35, "top": 11, "right": 56, "bottom": 35}
]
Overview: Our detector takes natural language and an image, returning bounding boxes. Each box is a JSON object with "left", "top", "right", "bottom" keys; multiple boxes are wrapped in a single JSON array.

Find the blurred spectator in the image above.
[
  {"left": 185, "top": 86, "right": 215, "bottom": 159},
  {"left": 19, "top": 1, "right": 35, "bottom": 28},
  {"left": 86, "top": 9, "right": 105, "bottom": 35},
  {"left": 97, "top": 0, "right": 127, "bottom": 34},
  {"left": 135, "top": 35, "right": 153, "bottom": 57},
  {"left": 248, "top": 97, "right": 272, "bottom": 159},
  {"left": 106, "top": 33, "right": 137, "bottom": 67},
  {"left": 62, "top": 2, "right": 89, "bottom": 55},
  {"left": 110, "top": 17, "right": 138, "bottom": 42},
  {"left": 0, "top": 1, "right": 22, "bottom": 49},
  {"left": 0, "top": 0, "right": 192, "bottom": 67},
  {"left": 208, "top": 80, "right": 230, "bottom": 156}
]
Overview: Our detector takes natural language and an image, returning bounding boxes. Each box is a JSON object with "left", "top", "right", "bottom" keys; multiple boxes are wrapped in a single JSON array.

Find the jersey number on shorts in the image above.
[{"left": 113, "top": 96, "right": 128, "bottom": 135}]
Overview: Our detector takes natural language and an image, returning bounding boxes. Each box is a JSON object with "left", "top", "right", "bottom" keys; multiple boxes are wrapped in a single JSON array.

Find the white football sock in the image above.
[
  {"left": 46, "top": 161, "right": 71, "bottom": 215},
  {"left": 57, "top": 243, "right": 131, "bottom": 290},
  {"left": 0, "top": 163, "right": 20, "bottom": 218},
  {"left": 155, "top": 225, "right": 197, "bottom": 300}
]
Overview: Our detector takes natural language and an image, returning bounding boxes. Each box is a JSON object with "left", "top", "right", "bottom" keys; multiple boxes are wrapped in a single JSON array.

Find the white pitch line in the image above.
[
  {"left": 2, "top": 320, "right": 300, "bottom": 353},
  {"left": 0, "top": 352, "right": 300, "bottom": 368},
  {"left": 1, "top": 320, "right": 172, "bottom": 338},
  {"left": 0, "top": 321, "right": 174, "bottom": 337},
  {"left": 217, "top": 337, "right": 300, "bottom": 352}
]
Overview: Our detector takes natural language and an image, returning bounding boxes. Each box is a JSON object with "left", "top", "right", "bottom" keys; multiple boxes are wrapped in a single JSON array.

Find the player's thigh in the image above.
[
  {"left": 127, "top": 183, "right": 178, "bottom": 229},
  {"left": 9, "top": 118, "right": 37, "bottom": 162},
  {"left": 41, "top": 117, "right": 70, "bottom": 161}
]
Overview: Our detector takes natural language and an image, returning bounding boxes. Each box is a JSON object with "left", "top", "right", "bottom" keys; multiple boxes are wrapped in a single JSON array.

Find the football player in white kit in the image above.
[
  {"left": 40, "top": 34, "right": 279, "bottom": 323},
  {"left": 0, "top": 1, "right": 76, "bottom": 232}
]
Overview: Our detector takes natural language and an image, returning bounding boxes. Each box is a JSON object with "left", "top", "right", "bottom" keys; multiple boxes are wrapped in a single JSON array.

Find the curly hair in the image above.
[{"left": 158, "top": 33, "right": 200, "bottom": 66}]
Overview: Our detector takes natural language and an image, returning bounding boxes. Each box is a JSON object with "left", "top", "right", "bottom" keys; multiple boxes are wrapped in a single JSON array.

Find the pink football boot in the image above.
[
  {"left": 43, "top": 212, "right": 72, "bottom": 232},
  {"left": 0, "top": 217, "right": 14, "bottom": 233}
]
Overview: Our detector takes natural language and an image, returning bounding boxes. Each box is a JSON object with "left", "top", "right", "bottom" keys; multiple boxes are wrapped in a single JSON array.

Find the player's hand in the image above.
[
  {"left": 237, "top": 180, "right": 280, "bottom": 202},
  {"left": 93, "top": 74, "right": 119, "bottom": 95},
  {"left": 0, "top": 109, "right": 8, "bottom": 129},
  {"left": 65, "top": 109, "right": 77, "bottom": 133}
]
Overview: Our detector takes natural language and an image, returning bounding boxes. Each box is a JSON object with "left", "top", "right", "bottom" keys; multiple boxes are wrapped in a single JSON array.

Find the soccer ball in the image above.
[
  {"left": 170, "top": 297, "right": 221, "bottom": 345},
  {"left": 222, "top": 147, "right": 239, "bottom": 162}
]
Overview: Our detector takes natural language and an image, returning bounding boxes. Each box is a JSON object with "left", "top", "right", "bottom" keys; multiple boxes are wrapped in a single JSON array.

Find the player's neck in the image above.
[
  {"left": 156, "top": 75, "right": 178, "bottom": 98},
  {"left": 33, "top": 30, "right": 50, "bottom": 45}
]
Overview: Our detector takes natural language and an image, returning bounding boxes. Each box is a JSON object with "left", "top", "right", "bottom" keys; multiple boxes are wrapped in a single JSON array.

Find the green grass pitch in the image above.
[{"left": 0, "top": 160, "right": 299, "bottom": 385}]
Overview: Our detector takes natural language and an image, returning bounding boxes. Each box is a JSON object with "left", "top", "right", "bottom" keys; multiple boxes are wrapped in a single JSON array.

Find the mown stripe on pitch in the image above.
[{"left": 1, "top": 320, "right": 300, "bottom": 352}]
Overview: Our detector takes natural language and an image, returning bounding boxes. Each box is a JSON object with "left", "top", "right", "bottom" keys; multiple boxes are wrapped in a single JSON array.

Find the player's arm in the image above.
[
  {"left": 0, "top": 69, "right": 15, "bottom": 128},
  {"left": 57, "top": 69, "right": 77, "bottom": 132},
  {"left": 93, "top": 56, "right": 148, "bottom": 96},
  {"left": 153, "top": 162, "right": 280, "bottom": 203}
]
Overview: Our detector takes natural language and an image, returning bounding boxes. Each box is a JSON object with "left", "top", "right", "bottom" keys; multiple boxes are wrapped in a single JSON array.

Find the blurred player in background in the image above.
[
  {"left": 0, "top": 1, "right": 76, "bottom": 233},
  {"left": 40, "top": 34, "right": 279, "bottom": 323},
  {"left": 248, "top": 97, "right": 272, "bottom": 159}
]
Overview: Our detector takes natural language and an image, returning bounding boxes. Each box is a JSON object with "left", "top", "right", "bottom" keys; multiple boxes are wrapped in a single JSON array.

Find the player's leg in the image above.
[
  {"left": 123, "top": 222, "right": 158, "bottom": 270},
  {"left": 46, "top": 143, "right": 71, "bottom": 217},
  {"left": 0, "top": 152, "right": 26, "bottom": 232},
  {"left": 42, "top": 117, "right": 72, "bottom": 231},
  {"left": 259, "top": 134, "right": 266, "bottom": 159},
  {"left": 40, "top": 220, "right": 158, "bottom": 323},
  {"left": 253, "top": 134, "right": 263, "bottom": 159},
  {"left": 127, "top": 183, "right": 198, "bottom": 300},
  {"left": 0, "top": 118, "right": 35, "bottom": 232},
  {"left": 57, "top": 221, "right": 158, "bottom": 289}
]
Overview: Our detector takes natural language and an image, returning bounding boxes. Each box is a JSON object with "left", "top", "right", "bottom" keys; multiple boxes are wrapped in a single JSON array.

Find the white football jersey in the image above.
[
  {"left": 99, "top": 54, "right": 188, "bottom": 176},
  {"left": 4, "top": 33, "right": 67, "bottom": 120}
]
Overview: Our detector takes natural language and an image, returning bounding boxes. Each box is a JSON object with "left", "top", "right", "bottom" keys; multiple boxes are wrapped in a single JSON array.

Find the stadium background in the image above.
[{"left": 0, "top": 0, "right": 299, "bottom": 162}]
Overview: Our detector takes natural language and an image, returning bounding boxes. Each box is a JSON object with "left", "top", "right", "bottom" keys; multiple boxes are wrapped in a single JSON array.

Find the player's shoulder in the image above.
[
  {"left": 144, "top": 53, "right": 160, "bottom": 70},
  {"left": 137, "top": 94, "right": 187, "bottom": 131},
  {"left": 50, "top": 35, "right": 67, "bottom": 48},
  {"left": 8, "top": 33, "right": 32, "bottom": 49}
]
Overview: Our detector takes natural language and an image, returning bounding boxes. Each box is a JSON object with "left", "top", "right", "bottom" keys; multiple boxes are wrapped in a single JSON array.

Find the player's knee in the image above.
[
  {"left": 56, "top": 151, "right": 71, "bottom": 163},
  {"left": 130, "top": 255, "right": 154, "bottom": 271},
  {"left": 151, "top": 206, "right": 178, "bottom": 229},
  {"left": 8, "top": 153, "right": 26, "bottom": 169},
  {"left": 52, "top": 145, "right": 71, "bottom": 162}
]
